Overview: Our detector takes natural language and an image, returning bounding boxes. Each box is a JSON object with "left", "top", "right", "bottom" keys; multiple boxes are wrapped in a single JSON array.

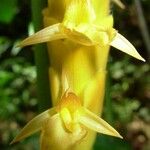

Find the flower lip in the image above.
[{"left": 57, "top": 91, "right": 82, "bottom": 113}]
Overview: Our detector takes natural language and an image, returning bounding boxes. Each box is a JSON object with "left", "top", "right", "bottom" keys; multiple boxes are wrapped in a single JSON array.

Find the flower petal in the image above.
[
  {"left": 10, "top": 107, "right": 56, "bottom": 144},
  {"left": 18, "top": 23, "right": 67, "bottom": 47},
  {"left": 110, "top": 33, "right": 145, "bottom": 61},
  {"left": 63, "top": 26, "right": 94, "bottom": 46},
  {"left": 63, "top": 17, "right": 116, "bottom": 46},
  {"left": 60, "top": 108, "right": 73, "bottom": 132},
  {"left": 40, "top": 113, "right": 87, "bottom": 150},
  {"left": 79, "top": 108, "right": 123, "bottom": 139}
]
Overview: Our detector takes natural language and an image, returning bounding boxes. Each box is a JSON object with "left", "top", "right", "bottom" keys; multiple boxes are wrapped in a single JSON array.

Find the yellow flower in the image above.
[
  {"left": 11, "top": 90, "right": 122, "bottom": 149},
  {"left": 18, "top": 0, "right": 145, "bottom": 62},
  {"left": 12, "top": 1, "right": 145, "bottom": 149}
]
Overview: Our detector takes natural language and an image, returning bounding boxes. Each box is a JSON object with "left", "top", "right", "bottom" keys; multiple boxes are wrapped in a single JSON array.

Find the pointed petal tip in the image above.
[
  {"left": 15, "top": 42, "right": 27, "bottom": 48},
  {"left": 140, "top": 57, "right": 146, "bottom": 62},
  {"left": 15, "top": 44, "right": 21, "bottom": 48},
  {"left": 10, "top": 140, "right": 15, "bottom": 145},
  {"left": 131, "top": 52, "right": 146, "bottom": 62},
  {"left": 16, "top": 23, "right": 65, "bottom": 47},
  {"left": 113, "top": 0, "right": 126, "bottom": 9},
  {"left": 119, "top": 134, "right": 123, "bottom": 139},
  {"left": 110, "top": 33, "right": 146, "bottom": 62},
  {"left": 16, "top": 38, "right": 37, "bottom": 48},
  {"left": 10, "top": 108, "right": 56, "bottom": 145},
  {"left": 113, "top": 132, "right": 123, "bottom": 139},
  {"left": 10, "top": 137, "right": 19, "bottom": 145},
  {"left": 105, "top": 127, "right": 123, "bottom": 139},
  {"left": 10, "top": 132, "right": 26, "bottom": 145},
  {"left": 80, "top": 108, "right": 123, "bottom": 139}
]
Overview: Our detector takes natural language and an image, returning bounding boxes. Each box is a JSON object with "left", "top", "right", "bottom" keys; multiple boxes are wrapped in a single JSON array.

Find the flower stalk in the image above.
[{"left": 31, "top": 0, "right": 51, "bottom": 110}]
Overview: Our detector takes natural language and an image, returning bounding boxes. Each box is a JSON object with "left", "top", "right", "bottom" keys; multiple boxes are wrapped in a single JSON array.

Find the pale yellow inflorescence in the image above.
[{"left": 11, "top": 0, "right": 145, "bottom": 150}]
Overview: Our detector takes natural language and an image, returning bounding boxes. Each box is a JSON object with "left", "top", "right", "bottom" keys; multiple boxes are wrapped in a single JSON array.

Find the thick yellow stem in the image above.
[{"left": 43, "top": 0, "right": 111, "bottom": 149}]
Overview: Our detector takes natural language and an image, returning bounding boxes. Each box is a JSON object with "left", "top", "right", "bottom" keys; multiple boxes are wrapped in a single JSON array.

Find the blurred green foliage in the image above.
[
  {"left": 0, "top": 0, "right": 150, "bottom": 150},
  {"left": 0, "top": 57, "right": 36, "bottom": 119},
  {"left": 94, "top": 135, "right": 132, "bottom": 150},
  {"left": 0, "top": 0, "right": 18, "bottom": 24}
]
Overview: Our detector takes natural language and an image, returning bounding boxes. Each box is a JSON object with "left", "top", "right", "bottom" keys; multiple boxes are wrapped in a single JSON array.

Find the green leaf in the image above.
[{"left": 0, "top": 0, "right": 18, "bottom": 24}]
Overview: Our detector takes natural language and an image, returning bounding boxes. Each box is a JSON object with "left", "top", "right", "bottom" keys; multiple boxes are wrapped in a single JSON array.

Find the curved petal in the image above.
[
  {"left": 60, "top": 108, "right": 73, "bottom": 132},
  {"left": 10, "top": 107, "right": 56, "bottom": 144},
  {"left": 110, "top": 33, "right": 145, "bottom": 61},
  {"left": 79, "top": 108, "right": 123, "bottom": 139},
  {"left": 40, "top": 113, "right": 87, "bottom": 150},
  {"left": 18, "top": 23, "right": 67, "bottom": 47},
  {"left": 63, "top": 20, "right": 116, "bottom": 46}
]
